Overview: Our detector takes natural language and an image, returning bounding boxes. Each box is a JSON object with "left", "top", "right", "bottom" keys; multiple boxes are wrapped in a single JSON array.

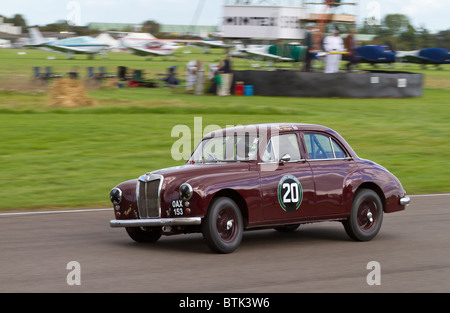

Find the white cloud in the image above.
[{"left": 401, "top": 0, "right": 441, "bottom": 15}]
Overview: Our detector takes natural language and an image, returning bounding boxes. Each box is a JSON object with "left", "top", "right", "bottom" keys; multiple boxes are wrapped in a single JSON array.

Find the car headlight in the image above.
[
  {"left": 179, "top": 183, "right": 193, "bottom": 201},
  {"left": 110, "top": 188, "right": 122, "bottom": 205}
]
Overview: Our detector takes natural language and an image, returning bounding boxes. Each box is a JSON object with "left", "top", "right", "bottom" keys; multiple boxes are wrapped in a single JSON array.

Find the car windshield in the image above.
[{"left": 189, "top": 134, "right": 260, "bottom": 163}]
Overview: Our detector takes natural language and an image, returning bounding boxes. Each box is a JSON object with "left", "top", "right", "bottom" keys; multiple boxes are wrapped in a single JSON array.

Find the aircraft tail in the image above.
[{"left": 28, "top": 27, "right": 46, "bottom": 45}]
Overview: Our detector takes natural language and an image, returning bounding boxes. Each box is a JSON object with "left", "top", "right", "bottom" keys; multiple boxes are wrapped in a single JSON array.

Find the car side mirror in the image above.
[{"left": 279, "top": 153, "right": 291, "bottom": 163}]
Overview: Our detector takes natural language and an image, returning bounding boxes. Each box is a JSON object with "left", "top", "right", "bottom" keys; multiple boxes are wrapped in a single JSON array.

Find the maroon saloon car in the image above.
[{"left": 110, "top": 123, "right": 410, "bottom": 253}]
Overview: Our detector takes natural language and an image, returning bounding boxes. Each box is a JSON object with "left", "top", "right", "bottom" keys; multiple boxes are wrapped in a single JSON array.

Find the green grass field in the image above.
[{"left": 0, "top": 48, "right": 449, "bottom": 210}]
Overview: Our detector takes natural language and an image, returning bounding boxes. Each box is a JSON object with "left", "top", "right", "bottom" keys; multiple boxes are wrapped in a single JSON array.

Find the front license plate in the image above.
[{"left": 173, "top": 207, "right": 184, "bottom": 216}]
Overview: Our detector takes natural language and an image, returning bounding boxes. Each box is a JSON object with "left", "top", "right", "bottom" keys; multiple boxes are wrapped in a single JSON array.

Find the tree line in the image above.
[{"left": 357, "top": 14, "right": 450, "bottom": 50}]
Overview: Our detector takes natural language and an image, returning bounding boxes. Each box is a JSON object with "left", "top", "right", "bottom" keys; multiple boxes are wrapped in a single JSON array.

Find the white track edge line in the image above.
[
  {"left": 0, "top": 208, "right": 111, "bottom": 217},
  {"left": 1, "top": 193, "right": 449, "bottom": 217}
]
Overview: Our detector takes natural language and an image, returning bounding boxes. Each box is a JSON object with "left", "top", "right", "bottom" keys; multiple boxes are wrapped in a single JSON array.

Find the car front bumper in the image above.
[{"left": 110, "top": 217, "right": 202, "bottom": 228}]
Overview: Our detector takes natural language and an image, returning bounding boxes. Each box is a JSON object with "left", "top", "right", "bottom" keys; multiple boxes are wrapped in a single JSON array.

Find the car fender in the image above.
[
  {"left": 342, "top": 166, "right": 363, "bottom": 214},
  {"left": 357, "top": 159, "right": 406, "bottom": 213}
]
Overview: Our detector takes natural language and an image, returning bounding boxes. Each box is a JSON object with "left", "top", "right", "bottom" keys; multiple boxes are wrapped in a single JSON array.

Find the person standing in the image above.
[
  {"left": 217, "top": 53, "right": 233, "bottom": 96},
  {"left": 186, "top": 60, "right": 198, "bottom": 93},
  {"left": 195, "top": 60, "right": 205, "bottom": 95},
  {"left": 323, "top": 28, "right": 344, "bottom": 73},
  {"left": 345, "top": 29, "right": 358, "bottom": 72},
  {"left": 302, "top": 25, "right": 315, "bottom": 72}
]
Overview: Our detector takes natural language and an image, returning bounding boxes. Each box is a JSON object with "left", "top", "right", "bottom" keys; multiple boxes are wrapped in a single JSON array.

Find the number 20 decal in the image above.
[{"left": 278, "top": 175, "right": 303, "bottom": 212}]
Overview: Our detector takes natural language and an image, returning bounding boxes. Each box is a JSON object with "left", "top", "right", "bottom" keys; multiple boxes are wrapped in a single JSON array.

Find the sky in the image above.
[{"left": 1, "top": 0, "right": 449, "bottom": 33}]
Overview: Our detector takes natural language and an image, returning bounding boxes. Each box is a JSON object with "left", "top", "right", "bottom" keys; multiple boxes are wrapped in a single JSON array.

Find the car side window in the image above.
[
  {"left": 262, "top": 139, "right": 275, "bottom": 162},
  {"left": 304, "top": 133, "right": 347, "bottom": 160},
  {"left": 331, "top": 139, "right": 346, "bottom": 158},
  {"left": 262, "top": 133, "right": 301, "bottom": 162}
]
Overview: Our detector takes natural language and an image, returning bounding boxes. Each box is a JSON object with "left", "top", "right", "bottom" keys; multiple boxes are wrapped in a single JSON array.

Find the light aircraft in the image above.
[
  {"left": 120, "top": 32, "right": 181, "bottom": 57},
  {"left": 398, "top": 48, "right": 450, "bottom": 69},
  {"left": 355, "top": 45, "right": 450, "bottom": 69},
  {"left": 126, "top": 40, "right": 182, "bottom": 57},
  {"left": 355, "top": 45, "right": 396, "bottom": 66},
  {"left": 27, "top": 27, "right": 109, "bottom": 59},
  {"left": 231, "top": 43, "right": 307, "bottom": 63},
  {"left": 120, "top": 32, "right": 234, "bottom": 57}
]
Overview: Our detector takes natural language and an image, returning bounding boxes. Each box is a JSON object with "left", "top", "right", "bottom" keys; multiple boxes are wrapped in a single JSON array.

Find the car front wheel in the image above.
[
  {"left": 343, "top": 189, "right": 384, "bottom": 241},
  {"left": 202, "top": 197, "right": 244, "bottom": 253},
  {"left": 125, "top": 227, "right": 162, "bottom": 243}
]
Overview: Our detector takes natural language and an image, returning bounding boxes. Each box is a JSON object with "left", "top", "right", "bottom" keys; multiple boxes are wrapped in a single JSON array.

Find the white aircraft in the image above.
[
  {"left": 121, "top": 32, "right": 234, "bottom": 57},
  {"left": 121, "top": 33, "right": 182, "bottom": 57},
  {"left": 27, "top": 27, "right": 109, "bottom": 58}
]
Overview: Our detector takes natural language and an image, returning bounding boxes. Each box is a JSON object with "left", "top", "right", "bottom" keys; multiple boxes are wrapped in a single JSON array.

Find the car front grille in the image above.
[{"left": 137, "top": 174, "right": 162, "bottom": 218}]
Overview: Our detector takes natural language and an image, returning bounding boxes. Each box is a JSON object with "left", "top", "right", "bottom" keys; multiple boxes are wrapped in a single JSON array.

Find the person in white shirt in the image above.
[
  {"left": 323, "top": 29, "right": 344, "bottom": 73},
  {"left": 186, "top": 60, "right": 198, "bottom": 93}
]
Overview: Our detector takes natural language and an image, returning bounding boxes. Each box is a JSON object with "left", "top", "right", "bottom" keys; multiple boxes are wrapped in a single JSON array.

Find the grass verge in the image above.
[{"left": 0, "top": 88, "right": 449, "bottom": 210}]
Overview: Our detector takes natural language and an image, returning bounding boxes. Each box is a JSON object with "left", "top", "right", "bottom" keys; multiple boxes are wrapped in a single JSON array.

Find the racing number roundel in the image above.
[{"left": 278, "top": 175, "right": 303, "bottom": 212}]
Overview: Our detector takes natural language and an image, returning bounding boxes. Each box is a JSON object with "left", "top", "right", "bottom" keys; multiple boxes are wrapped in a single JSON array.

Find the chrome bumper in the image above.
[
  {"left": 399, "top": 196, "right": 411, "bottom": 206},
  {"left": 110, "top": 217, "right": 202, "bottom": 228}
]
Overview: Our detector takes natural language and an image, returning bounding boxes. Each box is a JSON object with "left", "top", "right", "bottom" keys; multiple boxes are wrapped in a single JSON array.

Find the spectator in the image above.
[
  {"left": 302, "top": 25, "right": 315, "bottom": 72},
  {"left": 163, "top": 66, "right": 179, "bottom": 86},
  {"left": 323, "top": 28, "right": 344, "bottom": 73},
  {"left": 195, "top": 60, "right": 205, "bottom": 95},
  {"left": 186, "top": 60, "right": 198, "bottom": 93},
  {"left": 345, "top": 29, "right": 358, "bottom": 71},
  {"left": 217, "top": 54, "right": 233, "bottom": 96}
]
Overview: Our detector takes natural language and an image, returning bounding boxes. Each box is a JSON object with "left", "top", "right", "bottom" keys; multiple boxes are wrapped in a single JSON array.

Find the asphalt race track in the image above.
[{"left": 0, "top": 194, "right": 449, "bottom": 293}]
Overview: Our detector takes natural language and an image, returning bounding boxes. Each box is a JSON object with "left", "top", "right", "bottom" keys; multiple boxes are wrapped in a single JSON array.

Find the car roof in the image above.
[
  {"left": 204, "top": 123, "right": 333, "bottom": 138},
  {"left": 203, "top": 123, "right": 358, "bottom": 159}
]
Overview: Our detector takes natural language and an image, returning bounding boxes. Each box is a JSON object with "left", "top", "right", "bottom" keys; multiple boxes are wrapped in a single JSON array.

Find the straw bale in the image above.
[{"left": 48, "top": 78, "right": 94, "bottom": 107}]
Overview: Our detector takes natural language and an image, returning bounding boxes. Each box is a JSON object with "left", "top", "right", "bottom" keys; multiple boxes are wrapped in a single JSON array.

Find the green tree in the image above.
[
  {"left": 41, "top": 20, "right": 71, "bottom": 33},
  {"left": 142, "top": 20, "right": 160, "bottom": 34},
  {"left": 434, "top": 29, "right": 450, "bottom": 50},
  {"left": 417, "top": 26, "right": 433, "bottom": 48},
  {"left": 10, "top": 14, "right": 27, "bottom": 27},
  {"left": 383, "top": 14, "right": 411, "bottom": 37},
  {"left": 0, "top": 14, "right": 27, "bottom": 27},
  {"left": 398, "top": 24, "right": 418, "bottom": 50}
]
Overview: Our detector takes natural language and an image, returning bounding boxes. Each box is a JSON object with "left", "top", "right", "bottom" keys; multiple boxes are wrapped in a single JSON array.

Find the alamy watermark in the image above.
[
  {"left": 365, "top": 1, "right": 381, "bottom": 26},
  {"left": 66, "top": 1, "right": 81, "bottom": 26},
  {"left": 171, "top": 117, "right": 224, "bottom": 161},
  {"left": 66, "top": 261, "right": 81, "bottom": 286},
  {"left": 170, "top": 117, "right": 281, "bottom": 171},
  {"left": 366, "top": 261, "right": 381, "bottom": 286}
]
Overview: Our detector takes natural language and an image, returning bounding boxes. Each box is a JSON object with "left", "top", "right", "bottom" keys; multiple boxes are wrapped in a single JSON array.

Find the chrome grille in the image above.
[{"left": 137, "top": 174, "right": 162, "bottom": 218}]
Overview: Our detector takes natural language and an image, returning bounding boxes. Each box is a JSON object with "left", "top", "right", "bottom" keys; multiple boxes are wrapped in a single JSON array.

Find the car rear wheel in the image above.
[
  {"left": 202, "top": 197, "right": 244, "bottom": 254},
  {"left": 343, "top": 189, "right": 383, "bottom": 241},
  {"left": 125, "top": 227, "right": 162, "bottom": 243}
]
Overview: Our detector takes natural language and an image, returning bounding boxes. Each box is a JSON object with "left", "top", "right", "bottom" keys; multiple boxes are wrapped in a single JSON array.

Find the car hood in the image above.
[{"left": 150, "top": 162, "right": 251, "bottom": 183}]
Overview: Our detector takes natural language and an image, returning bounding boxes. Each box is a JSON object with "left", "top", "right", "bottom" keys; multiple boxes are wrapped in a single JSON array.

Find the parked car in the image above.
[{"left": 109, "top": 123, "right": 410, "bottom": 253}]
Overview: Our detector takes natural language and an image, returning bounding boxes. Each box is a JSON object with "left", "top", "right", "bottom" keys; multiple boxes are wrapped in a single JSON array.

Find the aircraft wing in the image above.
[
  {"left": 399, "top": 48, "right": 450, "bottom": 65},
  {"left": 191, "top": 41, "right": 234, "bottom": 49},
  {"left": 395, "top": 50, "right": 418, "bottom": 58},
  {"left": 39, "top": 44, "right": 103, "bottom": 55},
  {"left": 127, "top": 46, "right": 175, "bottom": 56},
  {"left": 233, "top": 49, "right": 294, "bottom": 62},
  {"left": 402, "top": 55, "right": 447, "bottom": 64},
  {"left": 402, "top": 55, "right": 430, "bottom": 64}
]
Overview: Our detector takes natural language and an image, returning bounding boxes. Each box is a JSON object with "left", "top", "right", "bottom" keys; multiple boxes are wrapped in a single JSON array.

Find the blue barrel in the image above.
[{"left": 244, "top": 85, "right": 254, "bottom": 96}]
